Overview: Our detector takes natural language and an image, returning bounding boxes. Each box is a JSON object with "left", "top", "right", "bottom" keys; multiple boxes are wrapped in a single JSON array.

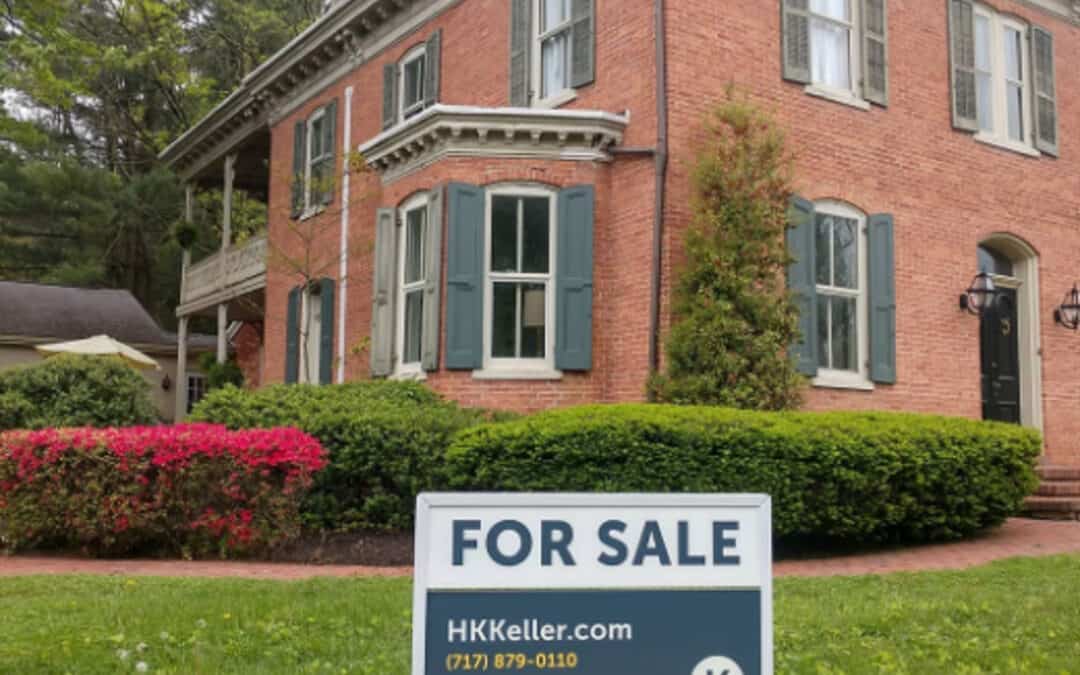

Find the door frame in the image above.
[{"left": 980, "top": 233, "right": 1043, "bottom": 434}]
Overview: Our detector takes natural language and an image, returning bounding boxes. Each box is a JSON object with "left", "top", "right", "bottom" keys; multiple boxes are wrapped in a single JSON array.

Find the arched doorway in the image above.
[{"left": 977, "top": 235, "right": 1043, "bottom": 431}]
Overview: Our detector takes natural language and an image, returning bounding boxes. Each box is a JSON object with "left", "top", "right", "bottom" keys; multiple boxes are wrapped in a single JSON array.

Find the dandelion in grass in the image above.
[
  {"left": 196, "top": 619, "right": 207, "bottom": 629},
  {"left": 116, "top": 649, "right": 131, "bottom": 661},
  {"left": 158, "top": 632, "right": 169, "bottom": 641},
  {"left": 136, "top": 642, "right": 148, "bottom": 653},
  {"left": 135, "top": 661, "right": 149, "bottom": 673}
]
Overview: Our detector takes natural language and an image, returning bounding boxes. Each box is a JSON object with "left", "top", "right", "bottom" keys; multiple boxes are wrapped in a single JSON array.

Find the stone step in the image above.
[
  {"left": 1023, "top": 495, "right": 1080, "bottom": 520},
  {"left": 1035, "top": 481, "right": 1080, "bottom": 497},
  {"left": 1038, "top": 465, "right": 1080, "bottom": 481}
]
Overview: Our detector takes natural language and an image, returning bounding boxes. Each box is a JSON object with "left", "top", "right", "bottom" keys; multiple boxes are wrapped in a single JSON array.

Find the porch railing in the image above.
[{"left": 181, "top": 233, "right": 268, "bottom": 306}]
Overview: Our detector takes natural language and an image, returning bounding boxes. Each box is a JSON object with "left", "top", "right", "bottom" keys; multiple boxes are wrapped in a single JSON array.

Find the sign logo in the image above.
[
  {"left": 412, "top": 494, "right": 773, "bottom": 674},
  {"left": 693, "top": 655, "right": 746, "bottom": 675}
]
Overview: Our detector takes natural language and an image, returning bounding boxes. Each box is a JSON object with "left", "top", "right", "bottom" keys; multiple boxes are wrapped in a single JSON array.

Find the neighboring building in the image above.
[
  {"left": 162, "top": 1, "right": 1080, "bottom": 470},
  {"left": 0, "top": 281, "right": 216, "bottom": 421}
]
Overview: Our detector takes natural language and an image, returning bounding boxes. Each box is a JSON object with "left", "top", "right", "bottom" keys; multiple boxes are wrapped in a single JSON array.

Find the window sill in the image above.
[
  {"left": 534, "top": 89, "right": 577, "bottom": 110},
  {"left": 803, "top": 84, "right": 871, "bottom": 111},
  {"left": 298, "top": 206, "right": 326, "bottom": 222},
  {"left": 390, "top": 368, "right": 426, "bottom": 382},
  {"left": 973, "top": 132, "right": 1041, "bottom": 158},
  {"left": 472, "top": 368, "right": 563, "bottom": 381},
  {"left": 812, "top": 371, "right": 875, "bottom": 392}
]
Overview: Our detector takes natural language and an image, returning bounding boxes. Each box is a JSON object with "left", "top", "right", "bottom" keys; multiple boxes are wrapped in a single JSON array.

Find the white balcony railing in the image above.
[{"left": 181, "top": 234, "right": 268, "bottom": 308}]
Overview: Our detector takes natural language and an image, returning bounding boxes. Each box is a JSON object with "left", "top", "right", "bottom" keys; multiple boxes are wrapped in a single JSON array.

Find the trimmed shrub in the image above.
[
  {"left": 446, "top": 405, "right": 1041, "bottom": 544},
  {"left": 191, "top": 382, "right": 502, "bottom": 530},
  {"left": 0, "top": 355, "right": 158, "bottom": 430},
  {"left": 0, "top": 424, "right": 326, "bottom": 557}
]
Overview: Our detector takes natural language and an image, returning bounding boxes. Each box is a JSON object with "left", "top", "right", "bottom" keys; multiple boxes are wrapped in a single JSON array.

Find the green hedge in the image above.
[
  {"left": 190, "top": 382, "right": 505, "bottom": 530},
  {"left": 0, "top": 355, "right": 158, "bottom": 430},
  {"left": 446, "top": 405, "right": 1041, "bottom": 544}
]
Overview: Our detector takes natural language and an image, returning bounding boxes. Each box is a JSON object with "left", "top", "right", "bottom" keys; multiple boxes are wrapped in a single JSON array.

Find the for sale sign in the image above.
[{"left": 411, "top": 494, "right": 773, "bottom": 675}]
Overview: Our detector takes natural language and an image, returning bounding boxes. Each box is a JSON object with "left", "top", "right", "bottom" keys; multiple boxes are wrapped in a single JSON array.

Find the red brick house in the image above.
[{"left": 163, "top": 0, "right": 1080, "bottom": 475}]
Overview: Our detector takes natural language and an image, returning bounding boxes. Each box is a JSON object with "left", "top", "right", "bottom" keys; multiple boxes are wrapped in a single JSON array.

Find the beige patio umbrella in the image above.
[{"left": 35, "top": 334, "right": 161, "bottom": 371}]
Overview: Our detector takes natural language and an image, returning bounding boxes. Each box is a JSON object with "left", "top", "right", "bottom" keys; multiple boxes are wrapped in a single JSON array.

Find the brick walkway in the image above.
[{"left": 0, "top": 519, "right": 1077, "bottom": 581}]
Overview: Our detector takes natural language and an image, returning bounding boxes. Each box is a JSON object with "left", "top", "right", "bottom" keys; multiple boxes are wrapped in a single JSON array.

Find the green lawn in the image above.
[{"left": 2, "top": 555, "right": 1079, "bottom": 674}]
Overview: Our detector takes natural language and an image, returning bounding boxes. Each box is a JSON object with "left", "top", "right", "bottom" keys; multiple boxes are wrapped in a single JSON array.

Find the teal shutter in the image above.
[
  {"left": 868, "top": 213, "right": 896, "bottom": 384},
  {"left": 422, "top": 187, "right": 444, "bottom": 372},
  {"left": 291, "top": 121, "right": 306, "bottom": 218},
  {"left": 285, "top": 287, "right": 301, "bottom": 383},
  {"left": 509, "top": 0, "right": 531, "bottom": 106},
  {"left": 786, "top": 196, "right": 818, "bottom": 377},
  {"left": 425, "top": 29, "right": 442, "bottom": 108},
  {"left": 321, "top": 100, "right": 338, "bottom": 206},
  {"left": 570, "top": 0, "right": 595, "bottom": 88},
  {"left": 370, "top": 209, "right": 397, "bottom": 377},
  {"left": 555, "top": 186, "right": 594, "bottom": 371},
  {"left": 445, "top": 183, "right": 485, "bottom": 369},
  {"left": 382, "top": 63, "right": 398, "bottom": 129},
  {"left": 319, "top": 278, "right": 335, "bottom": 385}
]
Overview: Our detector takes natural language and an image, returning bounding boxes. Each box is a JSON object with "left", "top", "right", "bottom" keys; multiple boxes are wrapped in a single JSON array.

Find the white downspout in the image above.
[{"left": 337, "top": 86, "right": 354, "bottom": 383}]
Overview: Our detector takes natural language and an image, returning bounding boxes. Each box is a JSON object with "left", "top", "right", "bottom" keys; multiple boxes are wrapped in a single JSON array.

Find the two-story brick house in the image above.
[{"left": 163, "top": 0, "right": 1080, "bottom": 483}]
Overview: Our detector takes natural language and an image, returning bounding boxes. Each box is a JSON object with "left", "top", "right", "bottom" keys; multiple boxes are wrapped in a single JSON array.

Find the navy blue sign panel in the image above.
[
  {"left": 426, "top": 589, "right": 761, "bottom": 675},
  {"left": 412, "top": 494, "right": 773, "bottom": 675}
]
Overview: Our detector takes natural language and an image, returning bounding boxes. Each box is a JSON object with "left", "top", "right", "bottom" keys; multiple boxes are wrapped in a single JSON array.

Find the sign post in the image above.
[{"left": 412, "top": 493, "right": 772, "bottom": 675}]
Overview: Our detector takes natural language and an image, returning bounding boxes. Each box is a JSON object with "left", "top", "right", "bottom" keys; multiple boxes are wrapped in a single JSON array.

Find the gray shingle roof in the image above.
[{"left": 0, "top": 281, "right": 213, "bottom": 349}]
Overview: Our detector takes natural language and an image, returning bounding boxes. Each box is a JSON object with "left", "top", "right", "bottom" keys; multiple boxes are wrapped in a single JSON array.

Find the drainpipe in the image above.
[
  {"left": 337, "top": 86, "right": 354, "bottom": 384},
  {"left": 649, "top": 0, "right": 669, "bottom": 382}
]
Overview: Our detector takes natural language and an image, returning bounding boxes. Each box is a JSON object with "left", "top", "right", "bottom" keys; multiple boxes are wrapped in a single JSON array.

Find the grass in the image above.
[{"left": 1, "top": 555, "right": 1079, "bottom": 674}]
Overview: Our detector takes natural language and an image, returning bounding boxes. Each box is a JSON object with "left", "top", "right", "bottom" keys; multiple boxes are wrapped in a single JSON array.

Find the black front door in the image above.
[{"left": 980, "top": 287, "right": 1021, "bottom": 424}]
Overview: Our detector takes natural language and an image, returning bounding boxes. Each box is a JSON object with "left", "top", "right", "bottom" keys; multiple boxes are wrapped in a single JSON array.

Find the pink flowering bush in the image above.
[{"left": 0, "top": 424, "right": 326, "bottom": 557}]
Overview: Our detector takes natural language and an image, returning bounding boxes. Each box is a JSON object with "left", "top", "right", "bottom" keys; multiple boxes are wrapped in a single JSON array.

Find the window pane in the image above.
[
  {"left": 831, "top": 296, "right": 857, "bottom": 372},
  {"left": 1007, "top": 83, "right": 1024, "bottom": 141},
  {"left": 403, "top": 56, "right": 425, "bottom": 112},
  {"left": 974, "top": 15, "right": 992, "bottom": 72},
  {"left": 542, "top": 0, "right": 571, "bottom": 31},
  {"left": 491, "top": 196, "right": 518, "bottom": 272},
  {"left": 542, "top": 33, "right": 569, "bottom": 98},
  {"left": 976, "top": 73, "right": 994, "bottom": 132},
  {"left": 816, "top": 293, "right": 830, "bottom": 369},
  {"left": 520, "top": 283, "right": 546, "bottom": 359},
  {"left": 492, "top": 282, "right": 518, "bottom": 358},
  {"left": 977, "top": 245, "right": 1014, "bottom": 277},
  {"left": 522, "top": 197, "right": 550, "bottom": 273},
  {"left": 403, "top": 290, "right": 423, "bottom": 364},
  {"left": 310, "top": 118, "right": 324, "bottom": 160},
  {"left": 1004, "top": 28, "right": 1022, "bottom": 81},
  {"left": 809, "top": 0, "right": 848, "bottom": 21},
  {"left": 404, "top": 208, "right": 426, "bottom": 284},
  {"left": 832, "top": 216, "right": 858, "bottom": 290},
  {"left": 815, "top": 216, "right": 832, "bottom": 286},
  {"left": 809, "top": 19, "right": 850, "bottom": 90}
]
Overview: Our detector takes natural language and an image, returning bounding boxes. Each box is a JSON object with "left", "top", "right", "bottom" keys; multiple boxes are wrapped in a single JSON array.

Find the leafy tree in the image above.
[{"left": 650, "top": 91, "right": 804, "bottom": 410}]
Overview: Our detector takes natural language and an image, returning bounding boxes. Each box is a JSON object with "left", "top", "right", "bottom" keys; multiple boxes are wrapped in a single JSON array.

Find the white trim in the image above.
[
  {"left": 972, "top": 5, "right": 1038, "bottom": 153},
  {"left": 807, "top": 0, "right": 863, "bottom": 99},
  {"left": 479, "top": 184, "right": 559, "bottom": 378},
  {"left": 533, "top": 88, "right": 577, "bottom": 110},
  {"left": 304, "top": 107, "right": 329, "bottom": 213},
  {"left": 980, "top": 234, "right": 1044, "bottom": 436},
  {"left": 811, "top": 200, "right": 874, "bottom": 392},
  {"left": 358, "top": 104, "right": 628, "bottom": 184},
  {"left": 804, "top": 84, "right": 871, "bottom": 111},
  {"left": 974, "top": 131, "right": 1041, "bottom": 158},
  {"left": 471, "top": 368, "right": 563, "bottom": 381},
  {"left": 532, "top": 0, "right": 576, "bottom": 105},
  {"left": 395, "top": 193, "right": 431, "bottom": 378}
]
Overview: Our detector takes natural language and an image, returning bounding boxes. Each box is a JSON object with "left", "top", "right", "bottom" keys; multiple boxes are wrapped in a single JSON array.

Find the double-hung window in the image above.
[
  {"left": 306, "top": 110, "right": 330, "bottom": 211},
  {"left": 291, "top": 100, "right": 337, "bottom": 218},
  {"left": 186, "top": 373, "right": 208, "bottom": 414},
  {"left": 485, "top": 188, "right": 556, "bottom": 373},
  {"left": 301, "top": 286, "right": 323, "bottom": 384},
  {"left": 813, "top": 202, "right": 870, "bottom": 388},
  {"left": 399, "top": 45, "right": 427, "bottom": 122},
  {"left": 536, "top": 0, "right": 574, "bottom": 102},
  {"left": 510, "top": 0, "right": 594, "bottom": 107},
  {"left": 808, "top": 0, "right": 857, "bottom": 93},
  {"left": 973, "top": 8, "right": 1031, "bottom": 149},
  {"left": 396, "top": 196, "right": 428, "bottom": 377}
]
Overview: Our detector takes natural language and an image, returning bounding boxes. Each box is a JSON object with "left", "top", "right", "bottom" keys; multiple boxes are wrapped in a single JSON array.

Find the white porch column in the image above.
[
  {"left": 175, "top": 316, "right": 190, "bottom": 421},
  {"left": 217, "top": 155, "right": 237, "bottom": 365}
]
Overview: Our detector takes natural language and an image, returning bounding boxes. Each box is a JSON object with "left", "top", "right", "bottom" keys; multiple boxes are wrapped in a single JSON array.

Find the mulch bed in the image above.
[{"left": 269, "top": 530, "right": 414, "bottom": 566}]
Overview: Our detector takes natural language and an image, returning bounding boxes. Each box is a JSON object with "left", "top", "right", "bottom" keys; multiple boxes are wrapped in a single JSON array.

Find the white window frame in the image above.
[
  {"left": 812, "top": 200, "right": 872, "bottom": 391},
  {"left": 303, "top": 107, "right": 331, "bottom": 216},
  {"left": 186, "top": 372, "right": 208, "bottom": 414},
  {"left": 299, "top": 285, "right": 322, "bottom": 384},
  {"left": 399, "top": 44, "right": 428, "bottom": 122},
  {"left": 972, "top": 6, "right": 1037, "bottom": 156},
  {"left": 478, "top": 184, "right": 561, "bottom": 379},
  {"left": 803, "top": 0, "right": 868, "bottom": 110},
  {"left": 395, "top": 193, "right": 429, "bottom": 379},
  {"left": 530, "top": 0, "right": 577, "bottom": 108}
]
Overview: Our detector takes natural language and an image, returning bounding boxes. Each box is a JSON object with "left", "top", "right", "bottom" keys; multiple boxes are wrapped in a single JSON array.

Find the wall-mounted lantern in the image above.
[
  {"left": 960, "top": 271, "right": 996, "bottom": 316},
  {"left": 1054, "top": 284, "right": 1080, "bottom": 330},
  {"left": 161, "top": 373, "right": 172, "bottom": 391}
]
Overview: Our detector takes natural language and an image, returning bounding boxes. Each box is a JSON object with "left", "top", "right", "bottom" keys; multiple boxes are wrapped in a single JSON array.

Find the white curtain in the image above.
[
  {"left": 809, "top": 0, "right": 850, "bottom": 90},
  {"left": 542, "top": 34, "right": 567, "bottom": 98}
]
